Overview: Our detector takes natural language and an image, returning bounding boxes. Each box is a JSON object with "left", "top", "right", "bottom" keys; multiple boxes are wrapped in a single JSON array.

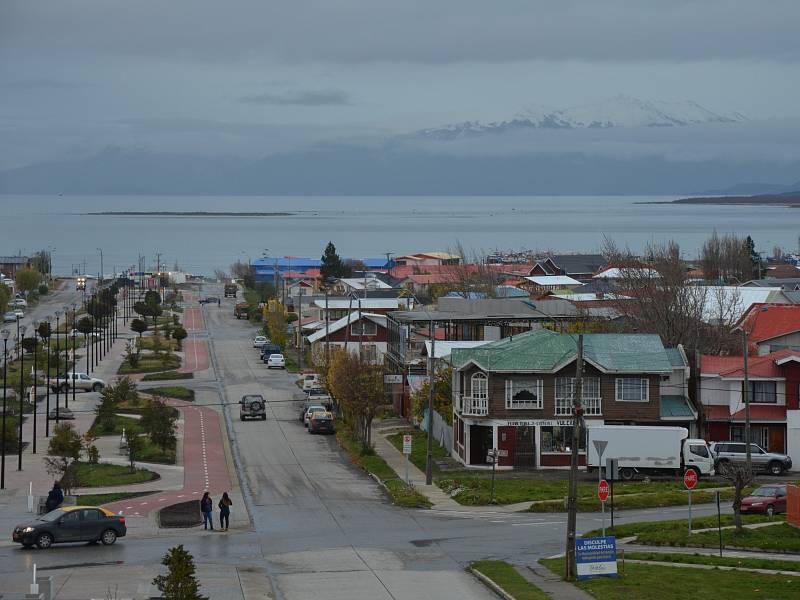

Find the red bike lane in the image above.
[
  {"left": 179, "top": 339, "right": 210, "bottom": 373},
  {"left": 104, "top": 400, "right": 231, "bottom": 517}
]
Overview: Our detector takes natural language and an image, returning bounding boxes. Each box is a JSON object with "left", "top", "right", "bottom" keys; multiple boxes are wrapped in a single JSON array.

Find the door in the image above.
[
  {"left": 56, "top": 510, "right": 83, "bottom": 542},
  {"left": 80, "top": 509, "right": 104, "bottom": 541},
  {"left": 469, "top": 425, "right": 493, "bottom": 465},
  {"left": 769, "top": 427, "right": 785, "bottom": 454},
  {"left": 513, "top": 426, "right": 536, "bottom": 469},
  {"left": 498, "top": 427, "right": 515, "bottom": 467}
]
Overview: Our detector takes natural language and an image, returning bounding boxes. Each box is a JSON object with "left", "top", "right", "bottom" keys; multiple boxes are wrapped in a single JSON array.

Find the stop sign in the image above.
[
  {"left": 684, "top": 469, "right": 698, "bottom": 490},
  {"left": 598, "top": 479, "right": 609, "bottom": 502}
]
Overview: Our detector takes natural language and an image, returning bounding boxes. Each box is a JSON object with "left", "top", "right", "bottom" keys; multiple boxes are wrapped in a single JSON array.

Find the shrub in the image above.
[{"left": 38, "top": 284, "right": 49, "bottom": 295}]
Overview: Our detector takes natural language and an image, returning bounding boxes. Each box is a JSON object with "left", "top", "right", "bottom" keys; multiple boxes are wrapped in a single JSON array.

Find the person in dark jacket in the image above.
[
  {"left": 45, "top": 482, "right": 64, "bottom": 512},
  {"left": 218, "top": 492, "right": 232, "bottom": 531},
  {"left": 200, "top": 491, "right": 214, "bottom": 530}
]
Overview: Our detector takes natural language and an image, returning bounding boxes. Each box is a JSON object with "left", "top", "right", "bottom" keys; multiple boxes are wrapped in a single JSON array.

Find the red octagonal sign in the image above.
[
  {"left": 598, "top": 479, "right": 609, "bottom": 502},
  {"left": 684, "top": 469, "right": 698, "bottom": 490}
]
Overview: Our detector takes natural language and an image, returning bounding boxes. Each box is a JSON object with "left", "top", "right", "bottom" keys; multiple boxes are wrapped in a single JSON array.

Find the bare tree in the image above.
[{"left": 718, "top": 462, "right": 754, "bottom": 532}]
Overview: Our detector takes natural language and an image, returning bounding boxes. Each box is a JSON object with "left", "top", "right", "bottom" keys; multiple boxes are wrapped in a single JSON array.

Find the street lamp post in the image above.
[
  {"left": 70, "top": 303, "right": 77, "bottom": 409},
  {"left": 97, "top": 247, "right": 104, "bottom": 284},
  {"left": 54, "top": 311, "right": 62, "bottom": 426},
  {"left": 17, "top": 324, "right": 27, "bottom": 471},
  {"left": 31, "top": 320, "right": 39, "bottom": 454},
  {"left": 44, "top": 317, "right": 51, "bottom": 437},
  {"left": 1, "top": 329, "right": 10, "bottom": 489},
  {"left": 62, "top": 305, "right": 70, "bottom": 409}
]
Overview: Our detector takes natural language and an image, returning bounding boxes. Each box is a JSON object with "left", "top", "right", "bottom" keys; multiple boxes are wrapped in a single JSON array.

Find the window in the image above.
[
  {"left": 541, "top": 425, "right": 586, "bottom": 452},
  {"left": 731, "top": 426, "right": 769, "bottom": 448},
  {"left": 350, "top": 320, "right": 377, "bottom": 336},
  {"left": 471, "top": 373, "right": 488, "bottom": 399},
  {"left": 61, "top": 511, "right": 81, "bottom": 524},
  {"left": 360, "top": 344, "right": 377, "bottom": 363},
  {"left": 505, "top": 379, "right": 543, "bottom": 409},
  {"left": 555, "top": 377, "right": 601, "bottom": 416},
  {"left": 615, "top": 378, "right": 649, "bottom": 402},
  {"left": 747, "top": 381, "right": 777, "bottom": 403},
  {"left": 81, "top": 509, "right": 101, "bottom": 521},
  {"left": 688, "top": 444, "right": 709, "bottom": 458}
]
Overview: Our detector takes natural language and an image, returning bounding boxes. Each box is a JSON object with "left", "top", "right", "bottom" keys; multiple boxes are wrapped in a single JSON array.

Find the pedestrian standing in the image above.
[
  {"left": 200, "top": 491, "right": 214, "bottom": 530},
  {"left": 218, "top": 492, "right": 232, "bottom": 531},
  {"left": 45, "top": 482, "right": 64, "bottom": 512},
  {"left": 217, "top": 298, "right": 220, "bottom": 307}
]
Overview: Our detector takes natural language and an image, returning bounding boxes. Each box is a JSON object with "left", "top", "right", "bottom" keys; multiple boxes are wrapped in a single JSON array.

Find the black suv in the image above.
[
  {"left": 13, "top": 507, "right": 127, "bottom": 549},
  {"left": 260, "top": 343, "right": 282, "bottom": 362}
]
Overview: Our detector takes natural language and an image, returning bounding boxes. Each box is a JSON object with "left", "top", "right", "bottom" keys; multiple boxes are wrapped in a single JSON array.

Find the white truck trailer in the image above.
[{"left": 587, "top": 425, "right": 714, "bottom": 480}]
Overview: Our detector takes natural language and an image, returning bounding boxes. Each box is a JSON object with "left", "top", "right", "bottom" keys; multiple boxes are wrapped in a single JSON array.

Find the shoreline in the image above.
[{"left": 85, "top": 211, "right": 295, "bottom": 216}]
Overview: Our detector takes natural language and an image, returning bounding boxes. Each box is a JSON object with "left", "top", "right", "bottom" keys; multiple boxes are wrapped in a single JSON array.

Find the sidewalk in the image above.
[{"left": 518, "top": 565, "right": 595, "bottom": 600}]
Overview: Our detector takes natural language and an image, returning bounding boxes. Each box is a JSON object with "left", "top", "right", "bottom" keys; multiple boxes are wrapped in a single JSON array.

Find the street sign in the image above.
[
  {"left": 497, "top": 449, "right": 509, "bottom": 457},
  {"left": 598, "top": 479, "right": 610, "bottom": 502},
  {"left": 576, "top": 536, "right": 618, "bottom": 580},
  {"left": 402, "top": 434, "right": 413, "bottom": 455},
  {"left": 592, "top": 439, "right": 608, "bottom": 460},
  {"left": 384, "top": 374, "right": 403, "bottom": 384},
  {"left": 684, "top": 469, "right": 698, "bottom": 490},
  {"left": 605, "top": 458, "right": 619, "bottom": 481}
]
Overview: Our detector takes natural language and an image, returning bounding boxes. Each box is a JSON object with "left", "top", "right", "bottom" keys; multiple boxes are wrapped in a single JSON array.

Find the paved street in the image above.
[{"left": 0, "top": 284, "right": 736, "bottom": 599}]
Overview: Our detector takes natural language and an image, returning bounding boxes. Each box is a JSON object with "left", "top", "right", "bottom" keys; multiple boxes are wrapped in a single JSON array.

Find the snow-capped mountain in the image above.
[{"left": 416, "top": 95, "right": 748, "bottom": 140}]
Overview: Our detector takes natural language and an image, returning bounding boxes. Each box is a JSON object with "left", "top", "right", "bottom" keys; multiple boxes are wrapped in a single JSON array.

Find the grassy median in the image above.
[
  {"left": 72, "top": 462, "right": 159, "bottom": 487},
  {"left": 624, "top": 551, "right": 800, "bottom": 573},
  {"left": 471, "top": 560, "right": 549, "bottom": 600},
  {"left": 141, "top": 370, "right": 194, "bottom": 381},
  {"left": 540, "top": 557, "right": 799, "bottom": 600},
  {"left": 338, "top": 429, "right": 431, "bottom": 508},
  {"left": 142, "top": 385, "right": 195, "bottom": 401}
]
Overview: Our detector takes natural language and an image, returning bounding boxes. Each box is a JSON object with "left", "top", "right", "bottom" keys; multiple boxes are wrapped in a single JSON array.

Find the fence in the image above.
[
  {"left": 788, "top": 484, "right": 800, "bottom": 529},
  {"left": 422, "top": 408, "right": 453, "bottom": 453}
]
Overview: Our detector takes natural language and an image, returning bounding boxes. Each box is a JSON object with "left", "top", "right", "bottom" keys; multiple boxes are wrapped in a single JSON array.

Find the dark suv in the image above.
[
  {"left": 709, "top": 442, "right": 792, "bottom": 475},
  {"left": 260, "top": 343, "right": 282, "bottom": 362},
  {"left": 240, "top": 394, "right": 266, "bottom": 421},
  {"left": 13, "top": 506, "right": 127, "bottom": 549}
]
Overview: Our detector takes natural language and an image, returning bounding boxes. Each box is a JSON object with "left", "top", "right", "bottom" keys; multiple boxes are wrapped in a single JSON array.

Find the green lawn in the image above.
[
  {"left": 142, "top": 385, "right": 195, "bottom": 401},
  {"left": 471, "top": 561, "right": 549, "bottom": 600},
  {"left": 141, "top": 370, "right": 193, "bottom": 381},
  {"left": 685, "top": 523, "right": 800, "bottom": 553},
  {"left": 136, "top": 436, "right": 177, "bottom": 464},
  {"left": 624, "top": 551, "right": 800, "bottom": 573},
  {"left": 584, "top": 513, "right": 777, "bottom": 539},
  {"left": 117, "top": 353, "right": 181, "bottom": 374},
  {"left": 88, "top": 413, "right": 141, "bottom": 436},
  {"left": 72, "top": 462, "right": 158, "bottom": 487},
  {"left": 387, "top": 430, "right": 450, "bottom": 474},
  {"left": 540, "top": 557, "right": 799, "bottom": 600},
  {"left": 337, "top": 429, "right": 430, "bottom": 508},
  {"left": 136, "top": 336, "right": 178, "bottom": 351},
  {"left": 78, "top": 491, "right": 153, "bottom": 506}
]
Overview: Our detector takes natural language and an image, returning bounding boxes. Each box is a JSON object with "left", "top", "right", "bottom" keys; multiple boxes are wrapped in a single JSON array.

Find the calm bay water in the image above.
[{"left": 1, "top": 194, "right": 797, "bottom": 276}]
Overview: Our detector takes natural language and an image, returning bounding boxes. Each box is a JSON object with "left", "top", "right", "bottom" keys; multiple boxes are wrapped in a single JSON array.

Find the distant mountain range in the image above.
[{"left": 416, "top": 95, "right": 748, "bottom": 140}]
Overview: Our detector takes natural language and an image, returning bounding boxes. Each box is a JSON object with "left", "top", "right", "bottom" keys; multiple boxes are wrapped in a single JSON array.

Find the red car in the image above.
[{"left": 740, "top": 485, "right": 787, "bottom": 517}]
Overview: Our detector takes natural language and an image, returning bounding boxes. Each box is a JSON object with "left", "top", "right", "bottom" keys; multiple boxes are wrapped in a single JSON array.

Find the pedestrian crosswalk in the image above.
[{"left": 419, "top": 508, "right": 566, "bottom": 527}]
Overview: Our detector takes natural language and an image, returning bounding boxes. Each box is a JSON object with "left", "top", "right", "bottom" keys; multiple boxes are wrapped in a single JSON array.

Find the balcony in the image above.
[{"left": 461, "top": 394, "right": 489, "bottom": 417}]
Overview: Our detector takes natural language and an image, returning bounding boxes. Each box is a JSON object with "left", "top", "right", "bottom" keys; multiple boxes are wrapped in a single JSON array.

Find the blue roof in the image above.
[{"left": 251, "top": 257, "right": 389, "bottom": 270}]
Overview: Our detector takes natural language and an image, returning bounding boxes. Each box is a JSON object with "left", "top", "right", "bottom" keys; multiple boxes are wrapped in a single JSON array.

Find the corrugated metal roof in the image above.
[
  {"left": 452, "top": 329, "right": 673, "bottom": 373},
  {"left": 525, "top": 275, "right": 582, "bottom": 286},
  {"left": 660, "top": 395, "right": 696, "bottom": 418}
]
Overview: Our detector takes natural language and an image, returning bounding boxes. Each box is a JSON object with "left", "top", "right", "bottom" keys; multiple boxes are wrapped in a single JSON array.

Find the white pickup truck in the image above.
[{"left": 51, "top": 372, "right": 106, "bottom": 393}]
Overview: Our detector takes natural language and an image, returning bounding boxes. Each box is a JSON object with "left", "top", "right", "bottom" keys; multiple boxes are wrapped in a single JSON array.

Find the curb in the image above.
[{"left": 469, "top": 567, "right": 515, "bottom": 600}]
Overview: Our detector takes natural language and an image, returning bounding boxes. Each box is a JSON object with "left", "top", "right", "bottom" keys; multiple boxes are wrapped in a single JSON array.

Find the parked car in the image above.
[
  {"left": 300, "top": 373, "right": 321, "bottom": 391},
  {"left": 13, "top": 309, "right": 24, "bottom": 318},
  {"left": 266, "top": 354, "right": 286, "bottom": 369},
  {"left": 299, "top": 397, "right": 332, "bottom": 421},
  {"left": 260, "top": 343, "right": 282, "bottom": 361},
  {"left": 199, "top": 297, "right": 219, "bottom": 304},
  {"left": 253, "top": 336, "right": 269, "bottom": 349},
  {"left": 305, "top": 387, "right": 333, "bottom": 408},
  {"left": 10, "top": 298, "right": 27, "bottom": 308},
  {"left": 740, "top": 485, "right": 788, "bottom": 517},
  {"left": 240, "top": 394, "right": 267, "bottom": 421},
  {"left": 12, "top": 506, "right": 127, "bottom": 549},
  {"left": 48, "top": 407, "right": 75, "bottom": 420},
  {"left": 709, "top": 442, "right": 792, "bottom": 475},
  {"left": 303, "top": 405, "right": 328, "bottom": 427},
  {"left": 3, "top": 312, "right": 17, "bottom": 323},
  {"left": 308, "top": 410, "right": 335, "bottom": 434},
  {"left": 51, "top": 372, "right": 106, "bottom": 393}
]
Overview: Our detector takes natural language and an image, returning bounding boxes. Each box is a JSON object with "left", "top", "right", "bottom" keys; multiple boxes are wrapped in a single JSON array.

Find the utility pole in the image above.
[
  {"left": 425, "top": 315, "right": 436, "bottom": 485},
  {"left": 743, "top": 330, "right": 751, "bottom": 472},
  {"left": 298, "top": 287, "right": 304, "bottom": 370},
  {"left": 564, "top": 334, "right": 584, "bottom": 581},
  {"left": 385, "top": 252, "right": 394, "bottom": 278},
  {"left": 324, "top": 288, "right": 330, "bottom": 369}
]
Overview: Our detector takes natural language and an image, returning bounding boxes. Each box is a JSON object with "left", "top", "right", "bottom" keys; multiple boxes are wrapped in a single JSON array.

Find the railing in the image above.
[{"left": 461, "top": 394, "right": 489, "bottom": 416}]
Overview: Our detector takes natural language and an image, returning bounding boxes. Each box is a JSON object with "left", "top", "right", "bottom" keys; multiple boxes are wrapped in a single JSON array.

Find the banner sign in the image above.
[{"left": 576, "top": 536, "right": 618, "bottom": 580}]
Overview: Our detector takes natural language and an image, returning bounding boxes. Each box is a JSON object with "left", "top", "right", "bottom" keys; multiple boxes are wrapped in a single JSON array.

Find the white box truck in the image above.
[{"left": 587, "top": 425, "right": 714, "bottom": 480}]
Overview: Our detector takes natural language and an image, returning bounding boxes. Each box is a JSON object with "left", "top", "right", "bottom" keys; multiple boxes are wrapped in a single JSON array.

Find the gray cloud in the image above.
[
  {"left": 3, "top": 1, "right": 800, "bottom": 65},
  {"left": 239, "top": 89, "right": 352, "bottom": 106}
]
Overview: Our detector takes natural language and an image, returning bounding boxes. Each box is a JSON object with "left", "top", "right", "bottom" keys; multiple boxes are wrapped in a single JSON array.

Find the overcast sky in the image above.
[{"left": 2, "top": 1, "right": 800, "bottom": 169}]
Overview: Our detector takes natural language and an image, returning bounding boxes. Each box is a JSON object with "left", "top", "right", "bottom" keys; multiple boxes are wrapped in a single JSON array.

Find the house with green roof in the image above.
[{"left": 449, "top": 329, "right": 693, "bottom": 469}]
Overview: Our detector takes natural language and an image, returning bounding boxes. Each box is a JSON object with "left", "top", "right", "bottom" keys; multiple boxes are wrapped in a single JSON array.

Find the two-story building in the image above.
[
  {"left": 306, "top": 311, "right": 389, "bottom": 365},
  {"left": 449, "top": 330, "right": 692, "bottom": 469},
  {"left": 700, "top": 349, "right": 800, "bottom": 458}
]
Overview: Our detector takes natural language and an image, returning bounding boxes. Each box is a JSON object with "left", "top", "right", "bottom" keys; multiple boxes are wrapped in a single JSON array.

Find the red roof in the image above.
[
  {"left": 417, "top": 327, "right": 447, "bottom": 341},
  {"left": 701, "top": 348, "right": 800, "bottom": 379},
  {"left": 407, "top": 273, "right": 457, "bottom": 285},
  {"left": 704, "top": 404, "right": 786, "bottom": 422},
  {"left": 738, "top": 304, "right": 800, "bottom": 348}
]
